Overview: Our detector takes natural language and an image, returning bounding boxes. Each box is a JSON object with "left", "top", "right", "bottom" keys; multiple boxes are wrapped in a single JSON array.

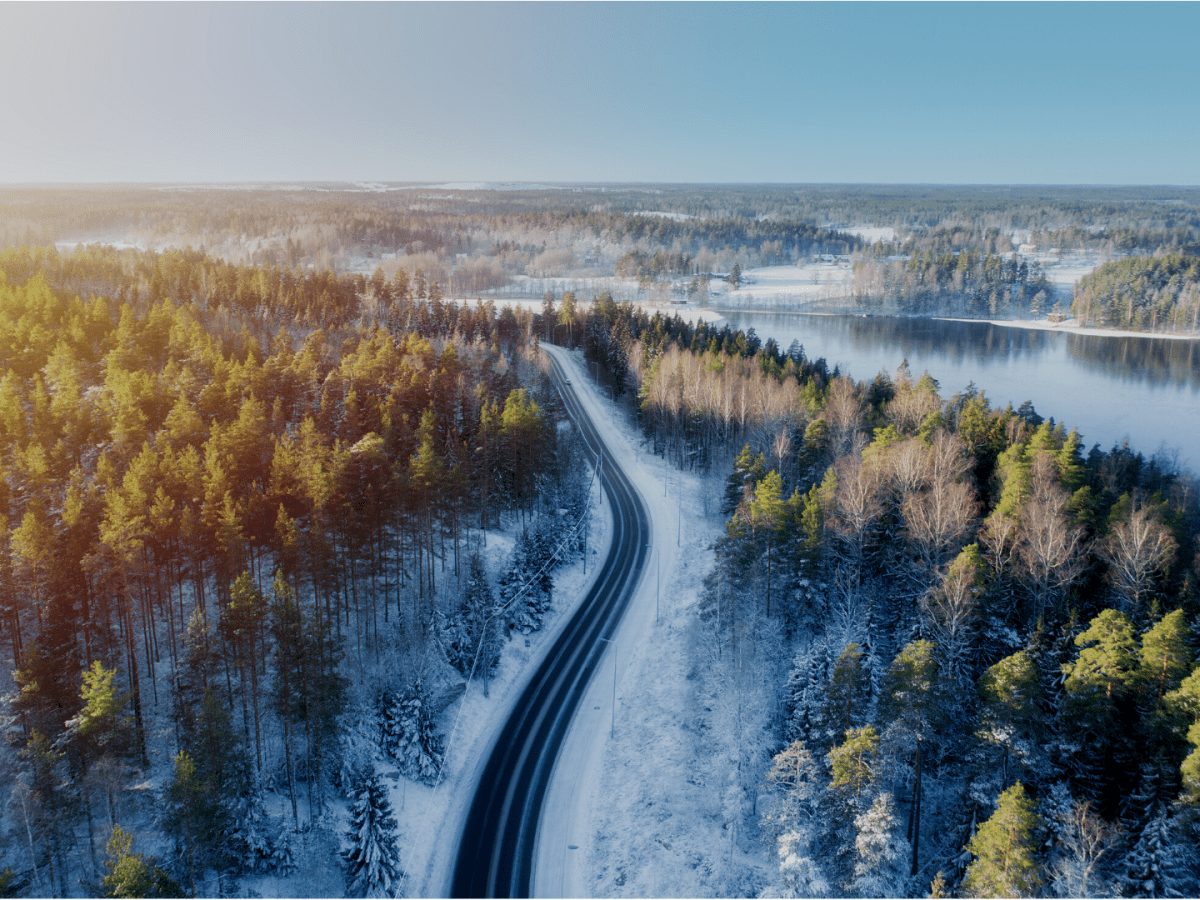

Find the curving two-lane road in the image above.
[{"left": 450, "top": 347, "right": 650, "bottom": 898}]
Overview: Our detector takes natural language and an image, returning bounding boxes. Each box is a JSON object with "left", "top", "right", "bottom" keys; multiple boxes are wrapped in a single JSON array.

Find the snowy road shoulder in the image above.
[{"left": 402, "top": 445, "right": 615, "bottom": 898}]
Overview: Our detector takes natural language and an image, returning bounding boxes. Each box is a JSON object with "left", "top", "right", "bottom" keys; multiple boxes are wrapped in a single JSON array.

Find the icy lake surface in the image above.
[{"left": 721, "top": 311, "right": 1200, "bottom": 469}]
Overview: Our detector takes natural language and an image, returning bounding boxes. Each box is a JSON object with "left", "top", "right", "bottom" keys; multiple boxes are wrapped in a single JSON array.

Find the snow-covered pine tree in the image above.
[
  {"left": 850, "top": 792, "right": 911, "bottom": 898},
  {"left": 228, "top": 789, "right": 296, "bottom": 876},
  {"left": 775, "top": 830, "right": 830, "bottom": 899},
  {"left": 387, "top": 675, "right": 444, "bottom": 785},
  {"left": 783, "top": 638, "right": 828, "bottom": 744},
  {"left": 439, "top": 552, "right": 502, "bottom": 679},
  {"left": 724, "top": 444, "right": 766, "bottom": 517},
  {"left": 341, "top": 704, "right": 384, "bottom": 793},
  {"left": 343, "top": 764, "right": 402, "bottom": 899},
  {"left": 500, "top": 527, "right": 553, "bottom": 634},
  {"left": 1119, "top": 803, "right": 1193, "bottom": 899}
]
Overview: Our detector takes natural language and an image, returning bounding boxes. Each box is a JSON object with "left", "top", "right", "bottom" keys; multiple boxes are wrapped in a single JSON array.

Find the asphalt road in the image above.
[{"left": 449, "top": 348, "right": 650, "bottom": 898}]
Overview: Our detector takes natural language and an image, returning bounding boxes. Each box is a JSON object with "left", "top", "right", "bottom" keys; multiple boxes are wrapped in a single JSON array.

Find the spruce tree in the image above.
[
  {"left": 343, "top": 765, "right": 402, "bottom": 899},
  {"left": 500, "top": 527, "right": 552, "bottom": 635},
  {"left": 440, "top": 552, "right": 501, "bottom": 680},
  {"left": 723, "top": 443, "right": 766, "bottom": 516},
  {"left": 386, "top": 675, "right": 444, "bottom": 785},
  {"left": 961, "top": 782, "right": 1043, "bottom": 898},
  {"left": 1120, "top": 803, "right": 1193, "bottom": 898},
  {"left": 851, "top": 792, "right": 910, "bottom": 899}
]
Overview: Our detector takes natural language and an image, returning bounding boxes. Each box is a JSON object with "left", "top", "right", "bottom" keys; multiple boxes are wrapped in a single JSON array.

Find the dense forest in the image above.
[
  {"left": 575, "top": 300, "right": 1200, "bottom": 897},
  {"left": 0, "top": 246, "right": 596, "bottom": 896},
  {"left": 1072, "top": 255, "right": 1200, "bottom": 333},
  {"left": 851, "top": 248, "right": 1054, "bottom": 318}
]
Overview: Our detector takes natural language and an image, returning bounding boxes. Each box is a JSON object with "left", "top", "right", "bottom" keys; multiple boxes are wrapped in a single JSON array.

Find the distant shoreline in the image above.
[
  {"left": 937, "top": 316, "right": 1200, "bottom": 342},
  {"left": 706, "top": 305, "right": 1200, "bottom": 342},
  {"left": 452, "top": 295, "right": 1200, "bottom": 342}
]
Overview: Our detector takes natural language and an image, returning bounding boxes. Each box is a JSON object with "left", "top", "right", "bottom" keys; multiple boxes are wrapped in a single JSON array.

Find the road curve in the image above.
[{"left": 449, "top": 347, "right": 650, "bottom": 898}]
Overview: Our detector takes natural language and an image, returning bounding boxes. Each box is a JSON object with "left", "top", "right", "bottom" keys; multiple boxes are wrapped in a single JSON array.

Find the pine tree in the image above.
[
  {"left": 102, "top": 825, "right": 180, "bottom": 899},
  {"left": 977, "top": 650, "right": 1044, "bottom": 781},
  {"left": 775, "top": 831, "right": 830, "bottom": 899},
  {"left": 762, "top": 740, "right": 821, "bottom": 850},
  {"left": 1138, "top": 609, "right": 1192, "bottom": 715},
  {"left": 828, "top": 725, "right": 879, "bottom": 798},
  {"left": 1062, "top": 608, "right": 1140, "bottom": 730},
  {"left": 343, "top": 765, "right": 402, "bottom": 898},
  {"left": 961, "top": 782, "right": 1043, "bottom": 898},
  {"left": 1160, "top": 661, "right": 1200, "bottom": 807},
  {"left": 823, "top": 643, "right": 867, "bottom": 742}
]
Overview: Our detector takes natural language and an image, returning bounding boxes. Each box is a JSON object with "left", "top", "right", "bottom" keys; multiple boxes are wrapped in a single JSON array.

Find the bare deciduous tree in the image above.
[
  {"left": 1018, "top": 452, "right": 1085, "bottom": 623},
  {"left": 1049, "top": 791, "right": 1119, "bottom": 898},
  {"left": 1101, "top": 498, "right": 1177, "bottom": 612}
]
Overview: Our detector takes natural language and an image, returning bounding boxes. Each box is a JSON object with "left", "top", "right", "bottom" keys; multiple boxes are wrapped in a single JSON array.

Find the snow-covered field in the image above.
[
  {"left": 1034, "top": 249, "right": 1111, "bottom": 308},
  {"left": 713, "top": 263, "right": 855, "bottom": 310},
  {"left": 841, "top": 225, "right": 896, "bottom": 243}
]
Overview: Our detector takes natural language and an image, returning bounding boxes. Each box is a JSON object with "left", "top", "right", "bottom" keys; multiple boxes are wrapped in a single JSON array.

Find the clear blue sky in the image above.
[{"left": 2, "top": 1, "right": 1197, "bottom": 184}]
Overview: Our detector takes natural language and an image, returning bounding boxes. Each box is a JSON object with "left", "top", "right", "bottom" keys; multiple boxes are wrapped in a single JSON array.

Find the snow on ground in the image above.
[
  {"left": 233, "top": 434, "right": 614, "bottom": 898},
  {"left": 535, "top": 347, "right": 771, "bottom": 899},
  {"left": 712, "top": 262, "right": 854, "bottom": 310},
  {"left": 1033, "top": 249, "right": 1112, "bottom": 308},
  {"left": 841, "top": 225, "right": 896, "bottom": 243}
]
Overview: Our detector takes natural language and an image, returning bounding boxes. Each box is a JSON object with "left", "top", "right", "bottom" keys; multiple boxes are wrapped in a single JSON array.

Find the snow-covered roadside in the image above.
[
  {"left": 535, "top": 348, "right": 767, "bottom": 898},
  {"left": 397, "top": 472, "right": 615, "bottom": 898}
]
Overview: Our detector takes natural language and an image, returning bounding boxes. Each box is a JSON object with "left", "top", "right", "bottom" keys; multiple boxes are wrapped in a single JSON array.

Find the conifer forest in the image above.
[{"left": 0, "top": 183, "right": 1198, "bottom": 899}]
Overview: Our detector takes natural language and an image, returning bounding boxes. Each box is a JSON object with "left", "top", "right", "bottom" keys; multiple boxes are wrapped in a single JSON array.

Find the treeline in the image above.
[
  {"left": 7, "top": 186, "right": 1200, "bottom": 305},
  {"left": 582, "top": 306, "right": 1200, "bottom": 896},
  {"left": 0, "top": 244, "right": 514, "bottom": 335},
  {"left": 852, "top": 249, "right": 1053, "bottom": 318},
  {"left": 532, "top": 209, "right": 861, "bottom": 258},
  {"left": 0, "top": 248, "right": 591, "bottom": 895},
  {"left": 614, "top": 249, "right": 695, "bottom": 281},
  {"left": 565, "top": 294, "right": 836, "bottom": 471},
  {"left": 1072, "top": 254, "right": 1200, "bottom": 333}
]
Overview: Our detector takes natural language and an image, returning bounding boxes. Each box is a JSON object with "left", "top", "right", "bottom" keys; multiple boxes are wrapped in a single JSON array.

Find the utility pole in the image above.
[{"left": 599, "top": 637, "right": 616, "bottom": 739}]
